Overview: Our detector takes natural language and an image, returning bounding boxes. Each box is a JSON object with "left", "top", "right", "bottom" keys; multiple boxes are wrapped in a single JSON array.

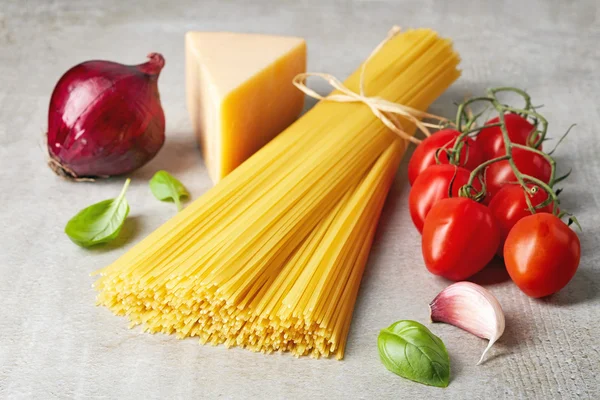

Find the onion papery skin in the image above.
[{"left": 47, "top": 53, "right": 166, "bottom": 179}]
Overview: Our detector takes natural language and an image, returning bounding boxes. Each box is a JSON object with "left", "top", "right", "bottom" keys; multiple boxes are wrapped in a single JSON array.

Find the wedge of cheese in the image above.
[{"left": 185, "top": 32, "right": 307, "bottom": 183}]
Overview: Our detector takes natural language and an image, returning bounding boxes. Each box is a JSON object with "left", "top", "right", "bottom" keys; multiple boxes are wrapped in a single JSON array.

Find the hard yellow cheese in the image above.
[{"left": 185, "top": 32, "right": 307, "bottom": 183}]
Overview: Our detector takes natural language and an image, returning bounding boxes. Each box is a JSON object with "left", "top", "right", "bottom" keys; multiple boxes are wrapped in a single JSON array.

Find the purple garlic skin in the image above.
[{"left": 430, "top": 281, "right": 505, "bottom": 365}]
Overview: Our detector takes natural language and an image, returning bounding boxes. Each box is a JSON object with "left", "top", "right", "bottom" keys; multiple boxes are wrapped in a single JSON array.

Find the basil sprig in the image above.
[
  {"left": 65, "top": 179, "right": 131, "bottom": 247},
  {"left": 378, "top": 320, "right": 450, "bottom": 387}
]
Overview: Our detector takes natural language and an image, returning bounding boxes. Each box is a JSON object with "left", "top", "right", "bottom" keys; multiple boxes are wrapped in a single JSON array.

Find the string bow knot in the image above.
[{"left": 293, "top": 26, "right": 447, "bottom": 144}]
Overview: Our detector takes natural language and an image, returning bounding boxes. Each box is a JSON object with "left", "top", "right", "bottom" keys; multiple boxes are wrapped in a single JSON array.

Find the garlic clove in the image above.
[{"left": 429, "top": 281, "right": 505, "bottom": 365}]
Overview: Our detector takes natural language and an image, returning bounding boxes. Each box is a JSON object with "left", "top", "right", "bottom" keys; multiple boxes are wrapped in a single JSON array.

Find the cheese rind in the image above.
[{"left": 185, "top": 32, "right": 307, "bottom": 183}]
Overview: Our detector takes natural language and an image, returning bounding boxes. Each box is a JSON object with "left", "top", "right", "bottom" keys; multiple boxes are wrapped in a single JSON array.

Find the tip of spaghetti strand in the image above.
[{"left": 388, "top": 26, "right": 402, "bottom": 36}]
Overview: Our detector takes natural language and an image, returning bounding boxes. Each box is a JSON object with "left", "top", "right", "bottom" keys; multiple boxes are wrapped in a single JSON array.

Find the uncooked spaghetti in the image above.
[{"left": 94, "top": 28, "right": 460, "bottom": 359}]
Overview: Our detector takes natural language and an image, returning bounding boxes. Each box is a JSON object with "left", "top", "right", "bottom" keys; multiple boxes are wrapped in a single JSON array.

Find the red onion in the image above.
[{"left": 47, "top": 53, "right": 166, "bottom": 179}]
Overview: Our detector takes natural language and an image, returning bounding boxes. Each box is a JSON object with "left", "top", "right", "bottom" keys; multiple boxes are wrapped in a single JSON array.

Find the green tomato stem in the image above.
[
  {"left": 487, "top": 96, "right": 560, "bottom": 214},
  {"left": 456, "top": 93, "right": 557, "bottom": 211},
  {"left": 517, "top": 174, "right": 561, "bottom": 215},
  {"left": 455, "top": 96, "right": 495, "bottom": 132},
  {"left": 494, "top": 104, "right": 548, "bottom": 148},
  {"left": 450, "top": 97, "right": 497, "bottom": 166},
  {"left": 451, "top": 87, "right": 567, "bottom": 218},
  {"left": 463, "top": 123, "right": 501, "bottom": 136},
  {"left": 487, "top": 87, "right": 533, "bottom": 111}
]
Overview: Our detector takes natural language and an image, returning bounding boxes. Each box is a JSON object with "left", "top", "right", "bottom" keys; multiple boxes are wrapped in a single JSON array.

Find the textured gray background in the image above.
[{"left": 0, "top": 0, "right": 598, "bottom": 399}]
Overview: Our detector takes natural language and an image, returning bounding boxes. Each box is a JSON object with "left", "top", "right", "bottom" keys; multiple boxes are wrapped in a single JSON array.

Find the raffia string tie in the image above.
[{"left": 293, "top": 26, "right": 448, "bottom": 145}]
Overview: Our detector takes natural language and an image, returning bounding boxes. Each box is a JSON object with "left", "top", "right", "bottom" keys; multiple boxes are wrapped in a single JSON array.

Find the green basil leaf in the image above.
[
  {"left": 378, "top": 320, "right": 450, "bottom": 388},
  {"left": 149, "top": 170, "right": 189, "bottom": 211},
  {"left": 65, "top": 179, "right": 131, "bottom": 248}
]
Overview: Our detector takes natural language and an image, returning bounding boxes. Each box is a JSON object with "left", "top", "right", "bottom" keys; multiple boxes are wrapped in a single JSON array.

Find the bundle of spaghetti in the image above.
[{"left": 94, "top": 28, "right": 460, "bottom": 359}]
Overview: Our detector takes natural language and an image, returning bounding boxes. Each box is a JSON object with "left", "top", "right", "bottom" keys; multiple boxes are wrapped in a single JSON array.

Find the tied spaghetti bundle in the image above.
[{"left": 94, "top": 28, "right": 461, "bottom": 359}]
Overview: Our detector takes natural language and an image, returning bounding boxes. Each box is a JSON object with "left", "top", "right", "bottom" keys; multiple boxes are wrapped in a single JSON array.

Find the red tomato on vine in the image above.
[
  {"left": 504, "top": 213, "right": 580, "bottom": 298},
  {"left": 484, "top": 148, "right": 552, "bottom": 202},
  {"left": 488, "top": 184, "right": 555, "bottom": 256},
  {"left": 409, "top": 164, "right": 481, "bottom": 233},
  {"left": 477, "top": 113, "right": 537, "bottom": 159},
  {"left": 407, "top": 129, "right": 484, "bottom": 185},
  {"left": 422, "top": 197, "right": 501, "bottom": 281}
]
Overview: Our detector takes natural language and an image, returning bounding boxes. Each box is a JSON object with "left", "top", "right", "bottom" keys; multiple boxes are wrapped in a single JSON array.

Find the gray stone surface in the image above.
[{"left": 1, "top": 0, "right": 599, "bottom": 398}]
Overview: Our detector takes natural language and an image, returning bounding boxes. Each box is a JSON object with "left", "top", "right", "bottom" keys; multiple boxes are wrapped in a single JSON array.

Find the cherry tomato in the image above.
[
  {"left": 477, "top": 113, "right": 536, "bottom": 159},
  {"left": 422, "top": 197, "right": 500, "bottom": 281},
  {"left": 408, "top": 129, "right": 484, "bottom": 185},
  {"left": 409, "top": 164, "right": 480, "bottom": 233},
  {"left": 489, "top": 184, "right": 555, "bottom": 256},
  {"left": 484, "top": 148, "right": 552, "bottom": 201},
  {"left": 504, "top": 213, "right": 580, "bottom": 298}
]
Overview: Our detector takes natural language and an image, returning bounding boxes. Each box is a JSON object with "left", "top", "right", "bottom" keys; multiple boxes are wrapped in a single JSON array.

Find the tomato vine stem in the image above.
[
  {"left": 487, "top": 87, "right": 533, "bottom": 112},
  {"left": 489, "top": 97, "right": 560, "bottom": 214},
  {"left": 449, "top": 87, "right": 565, "bottom": 216}
]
